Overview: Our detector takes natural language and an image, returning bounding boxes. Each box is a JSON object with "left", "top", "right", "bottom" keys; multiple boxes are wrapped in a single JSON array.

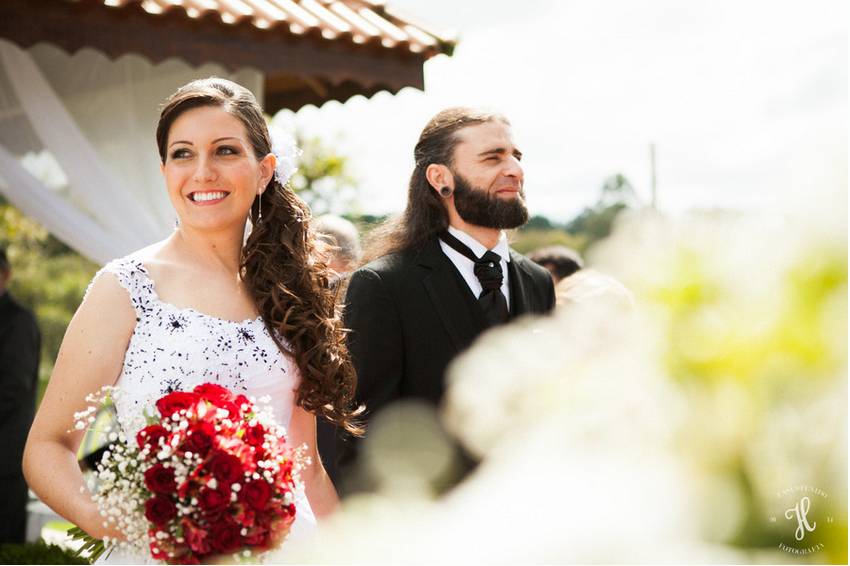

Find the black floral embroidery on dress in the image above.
[
  {"left": 217, "top": 335, "right": 234, "bottom": 351},
  {"left": 250, "top": 345, "right": 269, "bottom": 364},
  {"left": 237, "top": 327, "right": 255, "bottom": 345},
  {"left": 160, "top": 377, "right": 184, "bottom": 395},
  {"left": 166, "top": 313, "right": 189, "bottom": 333}
]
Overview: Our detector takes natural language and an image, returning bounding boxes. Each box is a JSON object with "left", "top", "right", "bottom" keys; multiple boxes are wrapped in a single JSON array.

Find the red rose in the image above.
[
  {"left": 144, "top": 495, "right": 177, "bottom": 525},
  {"left": 182, "top": 519, "right": 211, "bottom": 555},
  {"left": 210, "top": 521, "right": 242, "bottom": 554},
  {"left": 193, "top": 383, "right": 234, "bottom": 404},
  {"left": 193, "top": 383, "right": 242, "bottom": 418},
  {"left": 144, "top": 463, "right": 176, "bottom": 494},
  {"left": 175, "top": 553, "right": 200, "bottom": 565},
  {"left": 244, "top": 424, "right": 266, "bottom": 447},
  {"left": 274, "top": 503, "right": 296, "bottom": 521},
  {"left": 220, "top": 401, "right": 241, "bottom": 420},
  {"left": 136, "top": 424, "right": 168, "bottom": 450},
  {"left": 209, "top": 451, "right": 244, "bottom": 485},
  {"left": 243, "top": 527, "right": 270, "bottom": 548},
  {"left": 277, "top": 460, "right": 293, "bottom": 483},
  {"left": 234, "top": 394, "right": 251, "bottom": 415},
  {"left": 149, "top": 541, "right": 167, "bottom": 561},
  {"left": 183, "top": 421, "right": 215, "bottom": 456},
  {"left": 156, "top": 391, "right": 200, "bottom": 418},
  {"left": 241, "top": 479, "right": 271, "bottom": 511},
  {"left": 234, "top": 507, "right": 256, "bottom": 528},
  {"left": 198, "top": 487, "right": 229, "bottom": 514}
]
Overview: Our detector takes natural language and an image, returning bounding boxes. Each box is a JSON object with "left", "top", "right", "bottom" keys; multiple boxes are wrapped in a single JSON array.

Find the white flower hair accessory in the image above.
[{"left": 268, "top": 124, "right": 301, "bottom": 186}]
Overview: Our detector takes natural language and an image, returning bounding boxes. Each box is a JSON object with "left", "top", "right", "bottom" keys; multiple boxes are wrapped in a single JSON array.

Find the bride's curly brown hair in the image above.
[{"left": 156, "top": 78, "right": 362, "bottom": 435}]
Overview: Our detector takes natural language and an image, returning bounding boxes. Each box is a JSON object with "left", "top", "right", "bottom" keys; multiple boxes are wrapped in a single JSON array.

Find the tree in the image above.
[
  {"left": 565, "top": 173, "right": 641, "bottom": 250},
  {"left": 288, "top": 135, "right": 359, "bottom": 216},
  {"left": 524, "top": 214, "right": 554, "bottom": 231}
]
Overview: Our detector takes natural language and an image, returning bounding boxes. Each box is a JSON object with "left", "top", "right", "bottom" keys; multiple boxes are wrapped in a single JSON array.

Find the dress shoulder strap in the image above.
[{"left": 85, "top": 256, "right": 156, "bottom": 318}]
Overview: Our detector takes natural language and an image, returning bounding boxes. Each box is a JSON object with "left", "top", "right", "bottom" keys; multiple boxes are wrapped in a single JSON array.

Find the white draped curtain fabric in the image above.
[{"left": 0, "top": 39, "right": 263, "bottom": 264}]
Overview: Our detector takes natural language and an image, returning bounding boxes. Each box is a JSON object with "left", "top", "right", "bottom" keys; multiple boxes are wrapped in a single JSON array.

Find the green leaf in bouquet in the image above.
[
  {"left": 66, "top": 525, "right": 110, "bottom": 563},
  {"left": 143, "top": 405, "right": 160, "bottom": 426}
]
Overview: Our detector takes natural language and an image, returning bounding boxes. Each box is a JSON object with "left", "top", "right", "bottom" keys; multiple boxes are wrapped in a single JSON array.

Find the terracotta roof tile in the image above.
[{"left": 97, "top": 0, "right": 453, "bottom": 56}]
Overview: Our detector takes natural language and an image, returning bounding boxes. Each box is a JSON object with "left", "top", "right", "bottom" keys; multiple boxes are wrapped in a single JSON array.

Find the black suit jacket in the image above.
[
  {"left": 335, "top": 236, "right": 554, "bottom": 487},
  {"left": 0, "top": 292, "right": 40, "bottom": 479}
]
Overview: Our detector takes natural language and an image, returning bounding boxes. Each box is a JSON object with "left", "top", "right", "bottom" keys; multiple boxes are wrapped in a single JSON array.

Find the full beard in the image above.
[{"left": 452, "top": 172, "right": 529, "bottom": 229}]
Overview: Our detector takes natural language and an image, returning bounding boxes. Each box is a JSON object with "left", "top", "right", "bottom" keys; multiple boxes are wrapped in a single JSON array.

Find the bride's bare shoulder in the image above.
[
  {"left": 126, "top": 239, "right": 184, "bottom": 279},
  {"left": 127, "top": 239, "right": 174, "bottom": 265}
]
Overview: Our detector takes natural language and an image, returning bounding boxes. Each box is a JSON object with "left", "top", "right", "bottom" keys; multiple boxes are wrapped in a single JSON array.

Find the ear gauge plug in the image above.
[{"left": 439, "top": 186, "right": 453, "bottom": 198}]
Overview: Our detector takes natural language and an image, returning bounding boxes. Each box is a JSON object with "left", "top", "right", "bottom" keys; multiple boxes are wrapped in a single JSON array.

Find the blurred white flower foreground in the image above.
[{"left": 272, "top": 188, "right": 846, "bottom": 564}]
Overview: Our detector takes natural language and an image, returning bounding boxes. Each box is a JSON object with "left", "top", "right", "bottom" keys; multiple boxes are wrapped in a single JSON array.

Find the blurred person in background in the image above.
[
  {"left": 313, "top": 214, "right": 362, "bottom": 286},
  {"left": 555, "top": 268, "right": 634, "bottom": 310},
  {"left": 527, "top": 245, "right": 583, "bottom": 285},
  {"left": 338, "top": 107, "right": 555, "bottom": 495},
  {"left": 313, "top": 214, "right": 362, "bottom": 485},
  {"left": 0, "top": 248, "right": 41, "bottom": 543}
]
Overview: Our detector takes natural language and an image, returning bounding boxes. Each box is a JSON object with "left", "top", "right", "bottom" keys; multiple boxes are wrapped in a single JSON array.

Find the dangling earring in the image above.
[
  {"left": 257, "top": 192, "right": 263, "bottom": 223},
  {"left": 174, "top": 216, "right": 180, "bottom": 229}
]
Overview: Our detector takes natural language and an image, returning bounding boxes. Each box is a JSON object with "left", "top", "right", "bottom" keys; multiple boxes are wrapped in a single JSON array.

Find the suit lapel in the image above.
[
  {"left": 418, "top": 238, "right": 487, "bottom": 352},
  {"left": 508, "top": 250, "right": 533, "bottom": 316}
]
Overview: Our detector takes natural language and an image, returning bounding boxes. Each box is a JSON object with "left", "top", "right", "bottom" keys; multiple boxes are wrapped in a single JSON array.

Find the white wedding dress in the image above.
[{"left": 89, "top": 256, "right": 317, "bottom": 564}]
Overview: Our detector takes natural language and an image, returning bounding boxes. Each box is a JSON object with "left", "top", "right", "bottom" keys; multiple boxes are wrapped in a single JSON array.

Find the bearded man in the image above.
[{"left": 336, "top": 108, "right": 555, "bottom": 492}]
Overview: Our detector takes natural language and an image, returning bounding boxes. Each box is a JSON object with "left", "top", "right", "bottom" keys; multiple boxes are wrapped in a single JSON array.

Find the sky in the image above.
[{"left": 274, "top": 0, "right": 847, "bottom": 222}]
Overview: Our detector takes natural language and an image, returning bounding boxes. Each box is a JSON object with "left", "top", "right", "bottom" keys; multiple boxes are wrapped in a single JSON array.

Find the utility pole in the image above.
[{"left": 650, "top": 142, "right": 657, "bottom": 210}]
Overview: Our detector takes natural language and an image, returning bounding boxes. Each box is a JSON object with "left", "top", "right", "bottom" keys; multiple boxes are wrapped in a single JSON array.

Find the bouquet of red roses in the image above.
[{"left": 72, "top": 383, "right": 306, "bottom": 564}]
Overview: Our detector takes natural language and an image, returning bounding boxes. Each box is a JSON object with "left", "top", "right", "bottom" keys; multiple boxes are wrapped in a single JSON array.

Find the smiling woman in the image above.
[
  {"left": 22, "top": 77, "right": 362, "bottom": 562},
  {"left": 160, "top": 106, "right": 273, "bottom": 231}
]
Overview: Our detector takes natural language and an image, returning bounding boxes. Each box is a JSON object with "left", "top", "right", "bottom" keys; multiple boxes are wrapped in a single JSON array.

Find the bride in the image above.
[{"left": 22, "top": 77, "right": 361, "bottom": 559}]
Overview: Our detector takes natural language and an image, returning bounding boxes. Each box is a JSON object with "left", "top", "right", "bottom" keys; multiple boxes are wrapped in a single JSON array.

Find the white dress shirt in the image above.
[{"left": 438, "top": 225, "right": 511, "bottom": 310}]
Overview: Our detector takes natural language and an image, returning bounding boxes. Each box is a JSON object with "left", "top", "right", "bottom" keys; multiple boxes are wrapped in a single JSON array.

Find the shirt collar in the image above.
[{"left": 447, "top": 225, "right": 511, "bottom": 263}]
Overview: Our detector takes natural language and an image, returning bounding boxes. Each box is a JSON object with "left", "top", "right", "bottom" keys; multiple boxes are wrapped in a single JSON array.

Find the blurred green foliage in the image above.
[
  {"left": 510, "top": 227, "right": 587, "bottom": 255},
  {"left": 655, "top": 244, "right": 847, "bottom": 386},
  {"left": 631, "top": 218, "right": 848, "bottom": 563},
  {"left": 0, "top": 541, "right": 88, "bottom": 564},
  {"left": 290, "top": 135, "right": 359, "bottom": 216},
  {"left": 514, "top": 173, "right": 639, "bottom": 257}
]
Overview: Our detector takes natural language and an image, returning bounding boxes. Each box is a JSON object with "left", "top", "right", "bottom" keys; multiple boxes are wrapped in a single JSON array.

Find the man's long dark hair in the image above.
[{"left": 361, "top": 107, "right": 510, "bottom": 263}]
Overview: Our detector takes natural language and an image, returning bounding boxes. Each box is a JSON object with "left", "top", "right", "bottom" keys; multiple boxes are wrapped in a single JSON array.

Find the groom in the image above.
[{"left": 337, "top": 107, "right": 555, "bottom": 493}]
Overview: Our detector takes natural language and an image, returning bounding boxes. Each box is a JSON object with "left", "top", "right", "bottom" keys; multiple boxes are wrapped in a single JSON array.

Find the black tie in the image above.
[{"left": 440, "top": 231, "right": 510, "bottom": 326}]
